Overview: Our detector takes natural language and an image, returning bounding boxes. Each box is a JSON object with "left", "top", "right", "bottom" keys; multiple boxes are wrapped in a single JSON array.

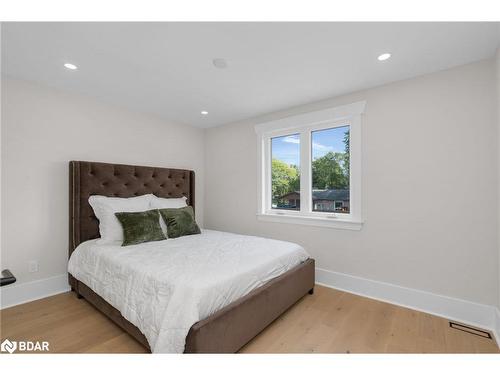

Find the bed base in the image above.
[{"left": 69, "top": 258, "right": 315, "bottom": 353}]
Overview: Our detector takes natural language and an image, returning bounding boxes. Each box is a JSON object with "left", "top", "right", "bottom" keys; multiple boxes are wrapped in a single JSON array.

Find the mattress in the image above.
[{"left": 68, "top": 229, "right": 310, "bottom": 353}]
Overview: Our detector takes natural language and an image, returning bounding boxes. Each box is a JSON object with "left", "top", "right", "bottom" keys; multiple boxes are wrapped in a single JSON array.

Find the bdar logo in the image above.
[
  {"left": 0, "top": 339, "right": 49, "bottom": 353},
  {"left": 1, "top": 339, "right": 17, "bottom": 354}
]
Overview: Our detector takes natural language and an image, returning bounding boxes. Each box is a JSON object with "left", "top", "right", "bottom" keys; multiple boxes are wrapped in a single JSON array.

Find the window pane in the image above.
[
  {"left": 311, "top": 125, "right": 350, "bottom": 213},
  {"left": 271, "top": 134, "right": 300, "bottom": 210}
]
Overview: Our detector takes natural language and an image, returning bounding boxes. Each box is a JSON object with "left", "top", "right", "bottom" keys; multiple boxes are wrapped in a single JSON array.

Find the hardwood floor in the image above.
[{"left": 1, "top": 285, "right": 498, "bottom": 353}]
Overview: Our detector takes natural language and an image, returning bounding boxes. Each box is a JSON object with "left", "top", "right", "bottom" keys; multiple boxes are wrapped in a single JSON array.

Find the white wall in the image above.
[
  {"left": 1, "top": 77, "right": 205, "bottom": 286},
  {"left": 204, "top": 59, "right": 498, "bottom": 306}
]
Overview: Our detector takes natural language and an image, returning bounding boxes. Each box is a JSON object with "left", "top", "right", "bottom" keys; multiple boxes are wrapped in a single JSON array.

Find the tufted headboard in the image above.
[{"left": 69, "top": 161, "right": 195, "bottom": 257}]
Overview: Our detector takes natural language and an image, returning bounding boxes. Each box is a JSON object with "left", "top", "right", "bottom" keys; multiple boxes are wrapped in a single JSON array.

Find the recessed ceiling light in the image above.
[
  {"left": 201, "top": 111, "right": 208, "bottom": 115},
  {"left": 64, "top": 63, "right": 78, "bottom": 70},
  {"left": 212, "top": 58, "right": 228, "bottom": 69},
  {"left": 377, "top": 53, "right": 391, "bottom": 61}
]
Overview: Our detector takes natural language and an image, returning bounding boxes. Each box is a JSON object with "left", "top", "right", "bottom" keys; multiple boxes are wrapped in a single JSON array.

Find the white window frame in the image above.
[{"left": 255, "top": 101, "right": 365, "bottom": 230}]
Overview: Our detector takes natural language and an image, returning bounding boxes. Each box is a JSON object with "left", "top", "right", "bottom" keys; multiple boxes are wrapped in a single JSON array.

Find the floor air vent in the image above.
[{"left": 449, "top": 322, "right": 492, "bottom": 339}]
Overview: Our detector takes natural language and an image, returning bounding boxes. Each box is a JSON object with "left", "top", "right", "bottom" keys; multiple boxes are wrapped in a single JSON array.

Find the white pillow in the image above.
[
  {"left": 89, "top": 194, "right": 154, "bottom": 244},
  {"left": 149, "top": 196, "right": 188, "bottom": 210},
  {"left": 149, "top": 196, "right": 188, "bottom": 237}
]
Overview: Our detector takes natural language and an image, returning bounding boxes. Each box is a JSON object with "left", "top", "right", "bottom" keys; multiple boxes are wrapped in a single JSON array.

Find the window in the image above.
[
  {"left": 312, "top": 125, "right": 350, "bottom": 214},
  {"left": 271, "top": 134, "right": 300, "bottom": 210},
  {"left": 255, "top": 101, "right": 365, "bottom": 230}
]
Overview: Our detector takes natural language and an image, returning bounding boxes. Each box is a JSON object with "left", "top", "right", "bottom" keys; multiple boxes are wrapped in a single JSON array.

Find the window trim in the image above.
[{"left": 255, "top": 101, "right": 365, "bottom": 230}]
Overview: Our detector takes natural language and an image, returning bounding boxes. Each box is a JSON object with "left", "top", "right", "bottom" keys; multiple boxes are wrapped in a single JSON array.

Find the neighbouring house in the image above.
[{"left": 276, "top": 189, "right": 350, "bottom": 213}]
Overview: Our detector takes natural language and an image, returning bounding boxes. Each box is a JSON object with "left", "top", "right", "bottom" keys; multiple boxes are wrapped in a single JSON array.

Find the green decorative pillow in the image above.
[
  {"left": 159, "top": 206, "right": 201, "bottom": 239},
  {"left": 115, "top": 209, "right": 166, "bottom": 246}
]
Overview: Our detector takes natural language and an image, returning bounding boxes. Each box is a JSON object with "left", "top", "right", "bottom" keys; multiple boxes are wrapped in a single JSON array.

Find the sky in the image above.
[{"left": 271, "top": 125, "right": 349, "bottom": 166}]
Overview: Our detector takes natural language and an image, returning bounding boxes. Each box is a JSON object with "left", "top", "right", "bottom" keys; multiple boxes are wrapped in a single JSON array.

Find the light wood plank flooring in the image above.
[{"left": 1, "top": 285, "right": 498, "bottom": 353}]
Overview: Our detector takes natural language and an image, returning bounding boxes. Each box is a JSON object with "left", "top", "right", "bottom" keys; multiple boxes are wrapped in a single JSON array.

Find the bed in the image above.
[{"left": 68, "top": 160, "right": 315, "bottom": 353}]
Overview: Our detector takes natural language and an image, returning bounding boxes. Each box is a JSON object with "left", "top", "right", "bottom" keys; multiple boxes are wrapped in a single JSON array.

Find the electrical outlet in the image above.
[{"left": 28, "top": 260, "right": 39, "bottom": 273}]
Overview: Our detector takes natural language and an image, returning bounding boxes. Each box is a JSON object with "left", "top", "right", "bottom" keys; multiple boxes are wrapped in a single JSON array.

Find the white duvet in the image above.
[{"left": 68, "top": 229, "right": 309, "bottom": 353}]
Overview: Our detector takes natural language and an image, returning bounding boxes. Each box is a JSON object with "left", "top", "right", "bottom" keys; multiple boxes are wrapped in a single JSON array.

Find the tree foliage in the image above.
[
  {"left": 312, "top": 129, "right": 350, "bottom": 190},
  {"left": 343, "top": 129, "right": 350, "bottom": 177},
  {"left": 271, "top": 159, "right": 300, "bottom": 200},
  {"left": 311, "top": 152, "right": 348, "bottom": 189}
]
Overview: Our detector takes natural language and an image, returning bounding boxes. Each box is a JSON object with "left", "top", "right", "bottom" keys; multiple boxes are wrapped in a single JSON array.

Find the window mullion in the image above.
[{"left": 299, "top": 131, "right": 311, "bottom": 215}]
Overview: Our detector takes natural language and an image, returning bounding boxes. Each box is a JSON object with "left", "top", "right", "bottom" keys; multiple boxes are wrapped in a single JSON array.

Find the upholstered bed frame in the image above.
[{"left": 68, "top": 160, "right": 315, "bottom": 353}]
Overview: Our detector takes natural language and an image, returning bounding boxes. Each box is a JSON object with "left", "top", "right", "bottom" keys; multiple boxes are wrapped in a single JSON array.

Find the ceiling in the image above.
[{"left": 2, "top": 22, "right": 499, "bottom": 128}]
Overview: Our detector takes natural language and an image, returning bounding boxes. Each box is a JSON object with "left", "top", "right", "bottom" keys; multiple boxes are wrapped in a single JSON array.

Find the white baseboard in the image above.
[
  {"left": 494, "top": 307, "right": 500, "bottom": 346},
  {"left": 0, "top": 274, "right": 70, "bottom": 309},
  {"left": 316, "top": 267, "right": 499, "bottom": 343}
]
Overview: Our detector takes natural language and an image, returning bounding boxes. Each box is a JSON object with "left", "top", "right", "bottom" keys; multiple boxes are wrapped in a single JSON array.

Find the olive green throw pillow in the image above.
[
  {"left": 159, "top": 206, "right": 201, "bottom": 239},
  {"left": 115, "top": 209, "right": 166, "bottom": 246}
]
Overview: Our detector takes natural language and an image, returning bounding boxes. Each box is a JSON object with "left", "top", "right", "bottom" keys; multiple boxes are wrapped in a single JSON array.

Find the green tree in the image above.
[
  {"left": 271, "top": 159, "right": 300, "bottom": 202},
  {"left": 343, "top": 129, "right": 350, "bottom": 177},
  {"left": 311, "top": 129, "right": 351, "bottom": 190},
  {"left": 312, "top": 152, "right": 348, "bottom": 189}
]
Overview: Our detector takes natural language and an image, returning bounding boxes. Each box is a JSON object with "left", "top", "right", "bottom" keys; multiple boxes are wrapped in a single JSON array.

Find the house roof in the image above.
[
  {"left": 280, "top": 189, "right": 349, "bottom": 201},
  {"left": 313, "top": 189, "right": 349, "bottom": 201}
]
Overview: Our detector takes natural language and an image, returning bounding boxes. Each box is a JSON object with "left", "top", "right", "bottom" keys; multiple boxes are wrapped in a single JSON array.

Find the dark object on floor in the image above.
[{"left": 1, "top": 269, "right": 16, "bottom": 287}]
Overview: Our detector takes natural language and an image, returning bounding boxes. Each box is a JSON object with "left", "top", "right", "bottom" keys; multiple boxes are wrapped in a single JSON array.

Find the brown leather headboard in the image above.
[{"left": 69, "top": 161, "right": 195, "bottom": 257}]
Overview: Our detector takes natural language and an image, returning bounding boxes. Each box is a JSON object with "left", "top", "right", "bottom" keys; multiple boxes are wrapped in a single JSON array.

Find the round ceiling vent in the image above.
[{"left": 212, "top": 58, "right": 228, "bottom": 69}]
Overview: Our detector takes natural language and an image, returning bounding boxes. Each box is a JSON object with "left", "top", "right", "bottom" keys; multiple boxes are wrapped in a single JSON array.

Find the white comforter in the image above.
[{"left": 68, "top": 229, "right": 309, "bottom": 353}]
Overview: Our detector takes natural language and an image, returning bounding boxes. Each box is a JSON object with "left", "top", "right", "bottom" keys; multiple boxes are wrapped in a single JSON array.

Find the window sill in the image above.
[{"left": 256, "top": 213, "right": 363, "bottom": 230}]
